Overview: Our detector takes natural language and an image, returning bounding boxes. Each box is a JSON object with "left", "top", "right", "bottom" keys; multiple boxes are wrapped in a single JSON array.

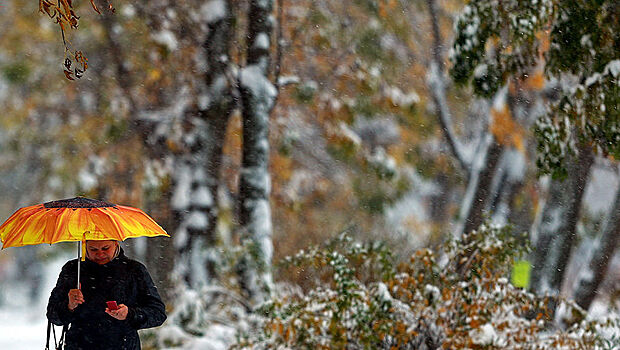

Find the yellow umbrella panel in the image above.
[{"left": 0, "top": 197, "right": 169, "bottom": 288}]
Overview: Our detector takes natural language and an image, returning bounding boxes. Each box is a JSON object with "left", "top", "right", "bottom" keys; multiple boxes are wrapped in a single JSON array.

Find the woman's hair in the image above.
[
  {"left": 85, "top": 240, "right": 121, "bottom": 260},
  {"left": 112, "top": 241, "right": 120, "bottom": 259}
]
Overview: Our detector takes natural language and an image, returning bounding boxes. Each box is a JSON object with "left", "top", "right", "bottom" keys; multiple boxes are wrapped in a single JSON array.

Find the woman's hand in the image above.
[
  {"left": 106, "top": 304, "right": 129, "bottom": 320},
  {"left": 68, "top": 289, "right": 84, "bottom": 311}
]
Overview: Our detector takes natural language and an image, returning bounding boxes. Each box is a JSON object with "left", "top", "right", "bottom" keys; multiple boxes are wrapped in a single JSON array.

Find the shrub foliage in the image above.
[{"left": 234, "top": 225, "right": 619, "bottom": 349}]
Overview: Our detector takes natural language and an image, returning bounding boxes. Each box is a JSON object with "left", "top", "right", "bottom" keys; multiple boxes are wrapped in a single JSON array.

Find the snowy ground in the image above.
[
  {"left": 0, "top": 306, "right": 49, "bottom": 349},
  {"left": 0, "top": 253, "right": 68, "bottom": 350}
]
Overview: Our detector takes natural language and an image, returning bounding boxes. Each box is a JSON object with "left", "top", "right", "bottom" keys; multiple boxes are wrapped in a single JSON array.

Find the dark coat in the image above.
[{"left": 47, "top": 249, "right": 167, "bottom": 350}]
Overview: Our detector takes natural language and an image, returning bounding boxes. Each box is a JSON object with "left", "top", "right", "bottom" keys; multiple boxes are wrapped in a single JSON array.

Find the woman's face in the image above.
[{"left": 86, "top": 240, "right": 118, "bottom": 265}]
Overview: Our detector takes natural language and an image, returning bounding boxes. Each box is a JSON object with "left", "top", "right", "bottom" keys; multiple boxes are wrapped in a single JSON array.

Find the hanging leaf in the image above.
[
  {"left": 38, "top": 0, "right": 115, "bottom": 80},
  {"left": 90, "top": 0, "right": 102, "bottom": 14},
  {"left": 63, "top": 69, "right": 75, "bottom": 80}
]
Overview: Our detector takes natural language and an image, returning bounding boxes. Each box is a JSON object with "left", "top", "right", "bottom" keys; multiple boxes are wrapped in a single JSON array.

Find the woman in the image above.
[{"left": 47, "top": 240, "right": 167, "bottom": 350}]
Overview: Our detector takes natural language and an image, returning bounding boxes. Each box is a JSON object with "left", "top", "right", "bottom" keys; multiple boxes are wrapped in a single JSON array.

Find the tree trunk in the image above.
[
  {"left": 573, "top": 183, "right": 620, "bottom": 311},
  {"left": 237, "top": 0, "right": 277, "bottom": 303},
  {"left": 198, "top": 0, "right": 236, "bottom": 280},
  {"left": 163, "top": 0, "right": 236, "bottom": 288},
  {"left": 460, "top": 138, "right": 504, "bottom": 235},
  {"left": 530, "top": 146, "right": 594, "bottom": 300}
]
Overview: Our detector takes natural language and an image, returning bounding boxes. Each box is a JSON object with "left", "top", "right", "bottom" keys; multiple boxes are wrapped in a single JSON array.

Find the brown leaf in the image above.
[
  {"left": 63, "top": 69, "right": 75, "bottom": 80},
  {"left": 90, "top": 0, "right": 101, "bottom": 14},
  {"left": 59, "top": 0, "right": 71, "bottom": 17}
]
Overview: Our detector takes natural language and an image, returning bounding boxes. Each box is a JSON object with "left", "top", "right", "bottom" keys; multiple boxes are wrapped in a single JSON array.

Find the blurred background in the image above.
[{"left": 0, "top": 0, "right": 618, "bottom": 348}]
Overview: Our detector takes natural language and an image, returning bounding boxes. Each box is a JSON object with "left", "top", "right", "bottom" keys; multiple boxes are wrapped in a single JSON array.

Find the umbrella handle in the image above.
[
  {"left": 77, "top": 241, "right": 81, "bottom": 289},
  {"left": 77, "top": 231, "right": 87, "bottom": 289}
]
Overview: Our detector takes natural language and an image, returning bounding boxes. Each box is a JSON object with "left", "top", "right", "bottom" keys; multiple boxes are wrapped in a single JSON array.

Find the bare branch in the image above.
[{"left": 426, "top": 0, "right": 470, "bottom": 174}]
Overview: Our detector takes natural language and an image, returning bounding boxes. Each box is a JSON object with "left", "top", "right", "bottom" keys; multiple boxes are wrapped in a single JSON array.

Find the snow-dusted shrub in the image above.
[
  {"left": 233, "top": 225, "right": 619, "bottom": 349},
  {"left": 140, "top": 283, "right": 249, "bottom": 350}
]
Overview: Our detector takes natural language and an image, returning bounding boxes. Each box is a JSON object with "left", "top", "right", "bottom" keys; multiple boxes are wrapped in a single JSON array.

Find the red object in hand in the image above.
[{"left": 106, "top": 301, "right": 119, "bottom": 311}]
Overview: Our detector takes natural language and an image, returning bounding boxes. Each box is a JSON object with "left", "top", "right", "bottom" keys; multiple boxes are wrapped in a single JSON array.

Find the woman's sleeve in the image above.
[
  {"left": 46, "top": 262, "right": 76, "bottom": 326},
  {"left": 126, "top": 263, "right": 167, "bottom": 330}
]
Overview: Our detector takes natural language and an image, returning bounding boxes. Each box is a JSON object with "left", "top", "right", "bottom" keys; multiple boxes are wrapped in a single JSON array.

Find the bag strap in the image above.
[
  {"left": 45, "top": 321, "right": 51, "bottom": 350},
  {"left": 57, "top": 325, "right": 67, "bottom": 350},
  {"left": 46, "top": 321, "right": 68, "bottom": 350}
]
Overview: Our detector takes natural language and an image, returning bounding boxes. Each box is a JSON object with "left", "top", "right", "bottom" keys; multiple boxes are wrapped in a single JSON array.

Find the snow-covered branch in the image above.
[{"left": 426, "top": 0, "right": 471, "bottom": 174}]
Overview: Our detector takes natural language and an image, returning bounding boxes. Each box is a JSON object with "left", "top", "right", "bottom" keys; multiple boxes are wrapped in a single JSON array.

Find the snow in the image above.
[
  {"left": 201, "top": 0, "right": 227, "bottom": 24},
  {"left": 277, "top": 75, "right": 300, "bottom": 86},
  {"left": 191, "top": 186, "right": 214, "bottom": 208},
  {"left": 0, "top": 307, "right": 48, "bottom": 349},
  {"left": 152, "top": 30, "right": 179, "bottom": 51},
  {"left": 338, "top": 122, "right": 362, "bottom": 146},
  {"left": 384, "top": 86, "right": 419, "bottom": 107},
  {"left": 241, "top": 166, "right": 271, "bottom": 195},
  {"left": 121, "top": 4, "right": 136, "bottom": 18},
  {"left": 0, "top": 251, "right": 71, "bottom": 350},
  {"left": 605, "top": 59, "right": 620, "bottom": 77},
  {"left": 253, "top": 33, "right": 270, "bottom": 50},
  {"left": 470, "top": 323, "right": 498, "bottom": 346},
  {"left": 186, "top": 210, "right": 209, "bottom": 230},
  {"left": 78, "top": 167, "right": 98, "bottom": 191},
  {"left": 585, "top": 73, "right": 602, "bottom": 87},
  {"left": 240, "top": 65, "right": 277, "bottom": 103},
  {"left": 164, "top": 325, "right": 235, "bottom": 350},
  {"left": 426, "top": 61, "right": 472, "bottom": 169},
  {"left": 424, "top": 284, "right": 440, "bottom": 302},
  {"left": 171, "top": 163, "right": 192, "bottom": 210},
  {"left": 375, "top": 282, "right": 392, "bottom": 304},
  {"left": 249, "top": 199, "right": 273, "bottom": 254},
  {"left": 473, "top": 63, "right": 488, "bottom": 78},
  {"left": 198, "top": 72, "right": 229, "bottom": 111},
  {"left": 385, "top": 167, "right": 439, "bottom": 246},
  {"left": 583, "top": 165, "right": 619, "bottom": 215}
]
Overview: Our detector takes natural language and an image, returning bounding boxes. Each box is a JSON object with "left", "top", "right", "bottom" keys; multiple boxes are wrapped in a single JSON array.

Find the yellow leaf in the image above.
[{"left": 490, "top": 102, "right": 525, "bottom": 153}]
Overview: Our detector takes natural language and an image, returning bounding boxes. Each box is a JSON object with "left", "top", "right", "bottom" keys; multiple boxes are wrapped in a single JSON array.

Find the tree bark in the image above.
[
  {"left": 530, "top": 146, "right": 594, "bottom": 299},
  {"left": 461, "top": 138, "right": 504, "bottom": 235},
  {"left": 573, "top": 183, "right": 620, "bottom": 311},
  {"left": 237, "top": 0, "right": 277, "bottom": 303},
  {"left": 199, "top": 0, "right": 236, "bottom": 279}
]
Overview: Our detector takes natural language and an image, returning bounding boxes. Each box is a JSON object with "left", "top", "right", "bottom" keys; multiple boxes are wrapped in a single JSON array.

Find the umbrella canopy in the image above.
[
  {"left": 0, "top": 197, "right": 169, "bottom": 289},
  {"left": 0, "top": 197, "right": 168, "bottom": 248}
]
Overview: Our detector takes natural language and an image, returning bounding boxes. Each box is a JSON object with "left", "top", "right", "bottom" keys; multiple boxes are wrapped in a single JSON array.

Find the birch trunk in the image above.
[
  {"left": 530, "top": 146, "right": 594, "bottom": 300},
  {"left": 573, "top": 184, "right": 620, "bottom": 311},
  {"left": 461, "top": 140, "right": 504, "bottom": 235},
  {"left": 195, "top": 0, "right": 236, "bottom": 282},
  {"left": 237, "top": 0, "right": 277, "bottom": 303}
]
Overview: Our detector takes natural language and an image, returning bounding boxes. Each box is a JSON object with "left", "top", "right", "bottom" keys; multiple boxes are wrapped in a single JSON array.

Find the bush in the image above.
[{"left": 233, "top": 224, "right": 619, "bottom": 349}]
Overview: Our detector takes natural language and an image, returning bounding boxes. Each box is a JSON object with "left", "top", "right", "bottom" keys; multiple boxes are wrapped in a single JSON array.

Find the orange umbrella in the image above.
[{"left": 0, "top": 197, "right": 169, "bottom": 288}]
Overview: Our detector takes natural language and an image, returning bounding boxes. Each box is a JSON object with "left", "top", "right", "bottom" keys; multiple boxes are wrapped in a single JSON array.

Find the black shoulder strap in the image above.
[
  {"left": 57, "top": 324, "right": 67, "bottom": 350},
  {"left": 46, "top": 321, "right": 68, "bottom": 350},
  {"left": 45, "top": 321, "right": 51, "bottom": 350}
]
